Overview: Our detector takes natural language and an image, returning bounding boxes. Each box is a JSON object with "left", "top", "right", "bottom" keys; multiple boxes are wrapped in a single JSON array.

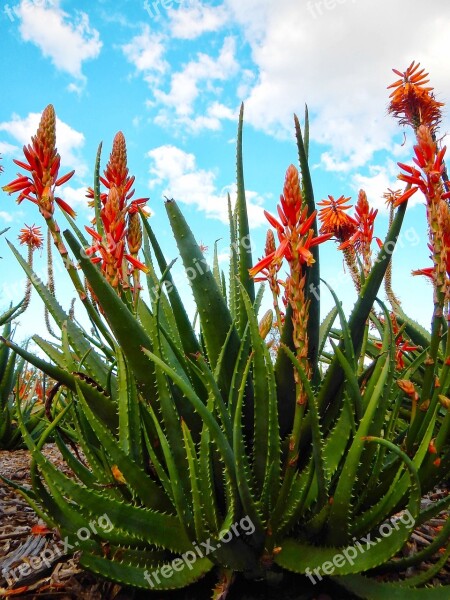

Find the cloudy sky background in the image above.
[{"left": 1, "top": 0, "right": 449, "bottom": 341}]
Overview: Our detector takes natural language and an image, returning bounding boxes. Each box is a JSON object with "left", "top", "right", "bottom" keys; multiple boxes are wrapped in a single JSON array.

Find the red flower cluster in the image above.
[
  {"left": 317, "top": 195, "right": 357, "bottom": 243},
  {"left": 376, "top": 313, "right": 419, "bottom": 371},
  {"left": 395, "top": 125, "right": 450, "bottom": 208},
  {"left": 2, "top": 105, "right": 75, "bottom": 220},
  {"left": 388, "top": 61, "right": 443, "bottom": 132},
  {"left": 339, "top": 190, "right": 378, "bottom": 253},
  {"left": 18, "top": 224, "right": 43, "bottom": 250},
  {"left": 85, "top": 132, "right": 149, "bottom": 289},
  {"left": 250, "top": 165, "right": 331, "bottom": 278}
]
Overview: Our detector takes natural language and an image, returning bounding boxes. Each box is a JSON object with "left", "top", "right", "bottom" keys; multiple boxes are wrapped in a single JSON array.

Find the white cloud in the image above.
[
  {"left": 217, "top": 250, "right": 230, "bottom": 263},
  {"left": 60, "top": 185, "right": 90, "bottom": 212},
  {"left": 0, "top": 111, "right": 87, "bottom": 178},
  {"left": 121, "top": 25, "right": 168, "bottom": 86},
  {"left": 155, "top": 101, "right": 237, "bottom": 133},
  {"left": 224, "top": 0, "right": 271, "bottom": 41},
  {"left": 168, "top": 1, "right": 229, "bottom": 39},
  {"left": 147, "top": 144, "right": 267, "bottom": 225},
  {"left": 208, "top": 101, "right": 236, "bottom": 121},
  {"left": 155, "top": 36, "right": 237, "bottom": 115},
  {"left": 224, "top": 0, "right": 450, "bottom": 171},
  {"left": 153, "top": 36, "right": 239, "bottom": 132},
  {"left": 0, "top": 141, "right": 20, "bottom": 155},
  {"left": 352, "top": 162, "right": 426, "bottom": 213},
  {"left": 16, "top": 0, "right": 102, "bottom": 90},
  {"left": 0, "top": 212, "right": 14, "bottom": 223}
]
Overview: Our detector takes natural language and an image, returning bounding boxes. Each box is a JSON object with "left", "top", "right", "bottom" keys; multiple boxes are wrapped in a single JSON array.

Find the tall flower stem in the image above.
[
  {"left": 46, "top": 215, "right": 114, "bottom": 347},
  {"left": 45, "top": 228, "right": 57, "bottom": 338},
  {"left": 384, "top": 199, "right": 401, "bottom": 307},
  {"left": 272, "top": 289, "right": 284, "bottom": 335},
  {"left": 15, "top": 224, "right": 44, "bottom": 317},
  {"left": 254, "top": 165, "right": 331, "bottom": 534}
]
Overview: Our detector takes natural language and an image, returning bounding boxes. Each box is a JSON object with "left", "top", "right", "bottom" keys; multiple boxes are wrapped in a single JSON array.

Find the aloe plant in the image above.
[
  {"left": 0, "top": 323, "right": 52, "bottom": 450},
  {"left": 0, "top": 222, "right": 47, "bottom": 448},
  {"left": 1, "top": 64, "right": 449, "bottom": 599}
]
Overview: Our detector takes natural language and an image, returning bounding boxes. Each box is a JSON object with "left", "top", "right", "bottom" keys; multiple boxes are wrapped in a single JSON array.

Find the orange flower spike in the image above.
[
  {"left": 383, "top": 188, "right": 404, "bottom": 207},
  {"left": 281, "top": 164, "right": 303, "bottom": 227},
  {"left": 340, "top": 192, "right": 375, "bottom": 248},
  {"left": 86, "top": 132, "right": 150, "bottom": 293},
  {"left": 354, "top": 190, "right": 377, "bottom": 245},
  {"left": 251, "top": 165, "right": 331, "bottom": 298},
  {"left": 388, "top": 61, "right": 443, "bottom": 131},
  {"left": 265, "top": 228, "right": 276, "bottom": 256},
  {"left": 2, "top": 105, "right": 75, "bottom": 219},
  {"left": 18, "top": 224, "right": 44, "bottom": 314},
  {"left": 104, "top": 132, "right": 129, "bottom": 192},
  {"left": 317, "top": 195, "right": 357, "bottom": 240},
  {"left": 18, "top": 224, "right": 43, "bottom": 250},
  {"left": 127, "top": 211, "right": 143, "bottom": 256},
  {"left": 399, "top": 124, "right": 450, "bottom": 299}
]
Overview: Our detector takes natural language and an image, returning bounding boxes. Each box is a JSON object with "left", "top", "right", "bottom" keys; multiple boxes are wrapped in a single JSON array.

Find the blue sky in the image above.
[{"left": 1, "top": 0, "right": 449, "bottom": 342}]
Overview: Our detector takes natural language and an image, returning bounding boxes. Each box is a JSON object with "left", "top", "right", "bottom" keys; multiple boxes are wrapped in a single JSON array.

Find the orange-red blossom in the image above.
[
  {"left": 388, "top": 61, "right": 443, "bottom": 132},
  {"left": 249, "top": 166, "right": 331, "bottom": 279},
  {"left": 2, "top": 105, "right": 75, "bottom": 220},
  {"left": 18, "top": 224, "right": 43, "bottom": 250},
  {"left": 249, "top": 164, "right": 331, "bottom": 393},
  {"left": 338, "top": 191, "right": 379, "bottom": 253},
  {"left": 85, "top": 132, "right": 149, "bottom": 288},
  {"left": 394, "top": 137, "right": 450, "bottom": 208},
  {"left": 394, "top": 125, "right": 450, "bottom": 300},
  {"left": 376, "top": 313, "right": 419, "bottom": 370},
  {"left": 317, "top": 195, "right": 357, "bottom": 242}
]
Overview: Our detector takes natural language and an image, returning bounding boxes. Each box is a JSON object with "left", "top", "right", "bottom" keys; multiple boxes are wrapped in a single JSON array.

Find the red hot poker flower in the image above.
[
  {"left": 2, "top": 105, "right": 75, "bottom": 219},
  {"left": 17, "top": 224, "right": 44, "bottom": 315},
  {"left": 395, "top": 126, "right": 450, "bottom": 300},
  {"left": 250, "top": 165, "right": 331, "bottom": 415},
  {"left": 383, "top": 188, "right": 404, "bottom": 207},
  {"left": 395, "top": 126, "right": 450, "bottom": 207},
  {"left": 388, "top": 61, "right": 443, "bottom": 132},
  {"left": 413, "top": 201, "right": 450, "bottom": 285},
  {"left": 85, "top": 132, "right": 149, "bottom": 290},
  {"left": 318, "top": 194, "right": 361, "bottom": 289},
  {"left": 317, "top": 195, "right": 357, "bottom": 243},
  {"left": 18, "top": 224, "right": 44, "bottom": 250},
  {"left": 376, "top": 313, "right": 419, "bottom": 370},
  {"left": 339, "top": 190, "right": 378, "bottom": 278},
  {"left": 339, "top": 190, "right": 378, "bottom": 253},
  {"left": 251, "top": 166, "right": 331, "bottom": 277}
]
